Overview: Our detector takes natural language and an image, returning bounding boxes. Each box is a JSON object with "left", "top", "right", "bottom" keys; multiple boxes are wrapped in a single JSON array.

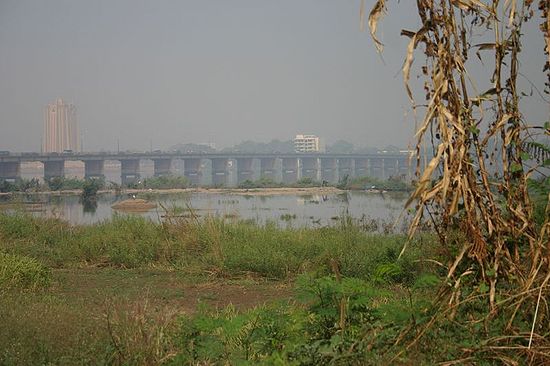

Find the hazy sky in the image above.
[{"left": 0, "top": 1, "right": 547, "bottom": 152}]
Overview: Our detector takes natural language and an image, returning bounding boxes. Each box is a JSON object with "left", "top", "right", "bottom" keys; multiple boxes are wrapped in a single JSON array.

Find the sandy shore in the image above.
[{"left": 0, "top": 186, "right": 346, "bottom": 197}]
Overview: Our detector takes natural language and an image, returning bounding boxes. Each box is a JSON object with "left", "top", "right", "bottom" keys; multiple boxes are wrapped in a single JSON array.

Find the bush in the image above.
[
  {"left": 135, "top": 175, "right": 189, "bottom": 189},
  {"left": 46, "top": 177, "right": 88, "bottom": 191},
  {"left": 346, "top": 176, "right": 412, "bottom": 191},
  {"left": 0, "top": 252, "right": 51, "bottom": 291},
  {"left": 292, "top": 177, "right": 321, "bottom": 187},
  {"left": 171, "top": 274, "right": 428, "bottom": 365},
  {"left": 80, "top": 178, "right": 105, "bottom": 211},
  {"left": 237, "top": 177, "right": 283, "bottom": 189},
  {"left": 0, "top": 178, "right": 42, "bottom": 193}
]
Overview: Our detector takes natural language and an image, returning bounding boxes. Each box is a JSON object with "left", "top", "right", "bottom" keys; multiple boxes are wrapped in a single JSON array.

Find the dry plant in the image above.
[
  {"left": 103, "top": 294, "right": 178, "bottom": 365},
  {"left": 363, "top": 0, "right": 550, "bottom": 362}
]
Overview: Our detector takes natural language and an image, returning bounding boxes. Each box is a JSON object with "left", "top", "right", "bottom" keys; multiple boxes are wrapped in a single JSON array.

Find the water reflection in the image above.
[
  {"left": 0, "top": 191, "right": 408, "bottom": 229},
  {"left": 81, "top": 198, "right": 98, "bottom": 214}
]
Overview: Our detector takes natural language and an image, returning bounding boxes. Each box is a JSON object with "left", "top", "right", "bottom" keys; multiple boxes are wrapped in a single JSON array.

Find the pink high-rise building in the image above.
[{"left": 43, "top": 98, "right": 80, "bottom": 153}]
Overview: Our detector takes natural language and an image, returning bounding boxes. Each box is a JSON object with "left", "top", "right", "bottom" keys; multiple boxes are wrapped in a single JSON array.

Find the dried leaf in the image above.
[
  {"left": 451, "top": 0, "right": 492, "bottom": 13},
  {"left": 368, "top": 0, "right": 386, "bottom": 53},
  {"left": 359, "top": 0, "right": 365, "bottom": 32},
  {"left": 475, "top": 43, "right": 497, "bottom": 50},
  {"left": 505, "top": 0, "right": 517, "bottom": 27}
]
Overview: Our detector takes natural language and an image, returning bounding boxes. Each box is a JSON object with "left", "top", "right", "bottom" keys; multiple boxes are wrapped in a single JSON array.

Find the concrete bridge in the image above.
[{"left": 0, "top": 152, "right": 412, "bottom": 186}]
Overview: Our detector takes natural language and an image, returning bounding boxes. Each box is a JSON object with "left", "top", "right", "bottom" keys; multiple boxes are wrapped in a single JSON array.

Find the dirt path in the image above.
[{"left": 52, "top": 268, "right": 294, "bottom": 314}]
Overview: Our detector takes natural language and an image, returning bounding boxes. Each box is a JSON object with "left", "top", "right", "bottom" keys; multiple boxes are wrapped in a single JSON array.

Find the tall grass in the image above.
[
  {"left": 0, "top": 212, "right": 435, "bottom": 280},
  {"left": 0, "top": 252, "right": 51, "bottom": 290}
]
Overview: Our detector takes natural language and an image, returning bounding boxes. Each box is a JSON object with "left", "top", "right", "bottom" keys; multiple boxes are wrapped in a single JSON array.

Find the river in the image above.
[{"left": 0, "top": 190, "right": 410, "bottom": 230}]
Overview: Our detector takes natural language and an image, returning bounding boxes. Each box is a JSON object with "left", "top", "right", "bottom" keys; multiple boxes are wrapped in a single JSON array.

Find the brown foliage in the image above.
[{"left": 364, "top": 0, "right": 550, "bottom": 362}]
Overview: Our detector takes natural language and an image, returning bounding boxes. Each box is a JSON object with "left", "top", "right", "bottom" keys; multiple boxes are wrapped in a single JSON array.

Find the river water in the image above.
[{"left": 0, "top": 190, "right": 410, "bottom": 230}]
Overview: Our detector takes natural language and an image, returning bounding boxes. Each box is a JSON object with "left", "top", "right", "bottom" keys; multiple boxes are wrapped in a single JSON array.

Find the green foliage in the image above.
[
  {"left": 527, "top": 176, "right": 549, "bottom": 227},
  {"left": 172, "top": 304, "right": 305, "bottom": 364},
  {"left": 238, "top": 177, "right": 283, "bottom": 189},
  {"left": 80, "top": 178, "right": 105, "bottom": 200},
  {"left": 0, "top": 213, "right": 171, "bottom": 268},
  {"left": 46, "top": 177, "right": 89, "bottom": 191},
  {"left": 293, "top": 177, "right": 321, "bottom": 187},
  {"left": 0, "top": 212, "right": 435, "bottom": 279},
  {"left": 336, "top": 174, "right": 349, "bottom": 190},
  {"left": 346, "top": 176, "right": 412, "bottom": 191},
  {"left": 279, "top": 213, "right": 297, "bottom": 222},
  {"left": 172, "top": 273, "right": 433, "bottom": 365},
  {"left": 132, "top": 175, "right": 189, "bottom": 189},
  {"left": 1, "top": 213, "right": 511, "bottom": 364},
  {"left": 0, "top": 252, "right": 51, "bottom": 291},
  {"left": 0, "top": 178, "right": 42, "bottom": 193}
]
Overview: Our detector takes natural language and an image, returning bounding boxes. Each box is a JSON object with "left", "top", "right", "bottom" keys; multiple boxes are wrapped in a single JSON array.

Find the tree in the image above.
[{"left": 80, "top": 178, "right": 104, "bottom": 201}]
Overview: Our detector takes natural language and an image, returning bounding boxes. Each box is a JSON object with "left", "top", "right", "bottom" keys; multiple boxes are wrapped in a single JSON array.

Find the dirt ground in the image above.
[
  {"left": 52, "top": 268, "right": 294, "bottom": 314},
  {"left": 0, "top": 268, "right": 295, "bottom": 363}
]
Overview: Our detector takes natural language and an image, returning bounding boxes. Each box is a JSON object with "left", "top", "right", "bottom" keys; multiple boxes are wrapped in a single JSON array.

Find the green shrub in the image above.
[
  {"left": 132, "top": 175, "right": 189, "bottom": 189},
  {"left": 237, "top": 177, "right": 284, "bottom": 189},
  {"left": 172, "top": 274, "right": 425, "bottom": 365},
  {"left": 0, "top": 252, "right": 51, "bottom": 290},
  {"left": 46, "top": 177, "right": 86, "bottom": 191},
  {"left": 0, "top": 178, "right": 42, "bottom": 193},
  {"left": 346, "top": 176, "right": 412, "bottom": 191}
]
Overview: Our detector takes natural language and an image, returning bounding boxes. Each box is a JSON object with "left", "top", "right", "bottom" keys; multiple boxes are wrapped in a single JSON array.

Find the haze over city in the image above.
[{"left": 0, "top": 0, "right": 547, "bottom": 152}]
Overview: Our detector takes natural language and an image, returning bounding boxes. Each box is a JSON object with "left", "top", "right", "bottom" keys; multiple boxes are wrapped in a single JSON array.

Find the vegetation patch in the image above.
[{"left": 0, "top": 252, "right": 51, "bottom": 291}]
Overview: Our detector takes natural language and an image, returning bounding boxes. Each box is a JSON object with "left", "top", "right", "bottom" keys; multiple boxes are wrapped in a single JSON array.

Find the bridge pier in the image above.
[
  {"left": 369, "top": 158, "right": 385, "bottom": 179},
  {"left": 43, "top": 161, "right": 65, "bottom": 180},
  {"left": 397, "top": 157, "right": 411, "bottom": 180},
  {"left": 338, "top": 158, "right": 354, "bottom": 180},
  {"left": 281, "top": 158, "right": 298, "bottom": 184},
  {"left": 384, "top": 158, "right": 399, "bottom": 179},
  {"left": 120, "top": 159, "right": 141, "bottom": 185},
  {"left": 83, "top": 160, "right": 105, "bottom": 179},
  {"left": 153, "top": 158, "right": 172, "bottom": 177},
  {"left": 236, "top": 158, "right": 254, "bottom": 184},
  {"left": 183, "top": 158, "right": 202, "bottom": 186},
  {"left": 354, "top": 158, "right": 368, "bottom": 177},
  {"left": 300, "top": 157, "right": 319, "bottom": 181},
  {"left": 0, "top": 162, "right": 21, "bottom": 181},
  {"left": 320, "top": 158, "right": 338, "bottom": 184},
  {"left": 211, "top": 158, "right": 229, "bottom": 186},
  {"left": 259, "top": 158, "right": 277, "bottom": 181}
]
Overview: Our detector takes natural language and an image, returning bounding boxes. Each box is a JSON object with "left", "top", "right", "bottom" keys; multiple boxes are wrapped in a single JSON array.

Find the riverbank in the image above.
[{"left": 0, "top": 186, "right": 347, "bottom": 197}]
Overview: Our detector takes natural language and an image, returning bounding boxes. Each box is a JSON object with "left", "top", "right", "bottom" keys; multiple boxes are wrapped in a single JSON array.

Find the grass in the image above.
[
  {"left": 0, "top": 252, "right": 51, "bottom": 291},
  {"left": 0, "top": 212, "right": 444, "bottom": 365},
  {"left": 0, "top": 212, "right": 521, "bottom": 364},
  {"left": 0, "top": 212, "right": 434, "bottom": 280}
]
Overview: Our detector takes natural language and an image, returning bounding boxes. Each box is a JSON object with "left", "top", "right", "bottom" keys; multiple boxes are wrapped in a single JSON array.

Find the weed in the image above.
[{"left": 0, "top": 252, "right": 51, "bottom": 291}]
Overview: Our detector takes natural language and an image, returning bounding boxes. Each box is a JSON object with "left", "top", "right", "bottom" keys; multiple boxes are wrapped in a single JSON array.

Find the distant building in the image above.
[
  {"left": 43, "top": 98, "right": 80, "bottom": 153},
  {"left": 294, "top": 134, "right": 323, "bottom": 153}
]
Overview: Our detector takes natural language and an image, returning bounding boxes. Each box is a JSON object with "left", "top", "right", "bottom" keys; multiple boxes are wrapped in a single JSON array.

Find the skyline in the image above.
[{"left": 1, "top": 1, "right": 547, "bottom": 152}]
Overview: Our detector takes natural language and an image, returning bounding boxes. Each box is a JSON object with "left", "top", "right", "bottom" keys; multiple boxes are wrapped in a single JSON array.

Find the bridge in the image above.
[{"left": 0, "top": 152, "right": 412, "bottom": 186}]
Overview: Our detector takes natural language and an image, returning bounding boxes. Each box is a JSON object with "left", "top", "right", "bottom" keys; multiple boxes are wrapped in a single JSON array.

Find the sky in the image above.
[{"left": 0, "top": 0, "right": 547, "bottom": 152}]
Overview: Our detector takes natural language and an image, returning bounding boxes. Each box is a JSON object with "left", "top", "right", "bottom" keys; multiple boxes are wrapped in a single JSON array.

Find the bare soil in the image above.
[
  {"left": 52, "top": 268, "right": 293, "bottom": 314},
  {"left": 111, "top": 199, "right": 157, "bottom": 211}
]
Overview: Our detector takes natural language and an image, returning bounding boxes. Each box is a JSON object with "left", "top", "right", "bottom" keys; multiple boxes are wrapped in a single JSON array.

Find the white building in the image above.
[{"left": 294, "top": 134, "right": 323, "bottom": 153}]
